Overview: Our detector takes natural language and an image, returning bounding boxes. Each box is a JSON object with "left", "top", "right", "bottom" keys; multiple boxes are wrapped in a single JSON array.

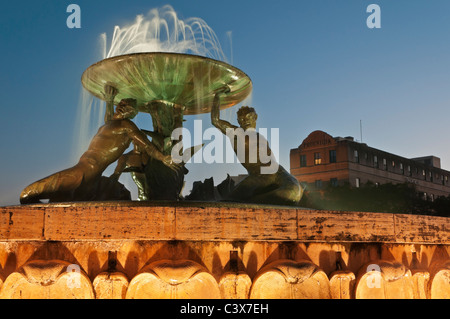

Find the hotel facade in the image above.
[{"left": 290, "top": 130, "right": 450, "bottom": 200}]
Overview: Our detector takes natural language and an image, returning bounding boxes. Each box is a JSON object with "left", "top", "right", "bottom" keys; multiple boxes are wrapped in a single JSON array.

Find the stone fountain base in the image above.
[{"left": 0, "top": 201, "right": 448, "bottom": 299}]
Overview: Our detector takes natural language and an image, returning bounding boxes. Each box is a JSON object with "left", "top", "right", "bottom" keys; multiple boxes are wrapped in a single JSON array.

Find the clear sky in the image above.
[{"left": 2, "top": 0, "right": 450, "bottom": 205}]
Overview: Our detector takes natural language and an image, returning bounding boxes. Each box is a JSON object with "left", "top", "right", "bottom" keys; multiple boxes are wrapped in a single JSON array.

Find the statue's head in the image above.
[
  {"left": 115, "top": 98, "right": 138, "bottom": 119},
  {"left": 237, "top": 106, "right": 257, "bottom": 130}
]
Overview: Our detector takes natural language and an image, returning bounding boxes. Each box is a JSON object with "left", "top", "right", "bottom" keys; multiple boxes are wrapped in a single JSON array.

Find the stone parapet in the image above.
[{"left": 0, "top": 202, "right": 448, "bottom": 299}]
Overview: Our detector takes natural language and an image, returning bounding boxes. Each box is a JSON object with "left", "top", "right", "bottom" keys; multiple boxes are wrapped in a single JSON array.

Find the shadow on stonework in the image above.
[
  {"left": 346, "top": 243, "right": 395, "bottom": 275},
  {"left": 259, "top": 242, "right": 311, "bottom": 272},
  {"left": 0, "top": 252, "right": 17, "bottom": 281},
  {"left": 27, "top": 242, "right": 81, "bottom": 268}
]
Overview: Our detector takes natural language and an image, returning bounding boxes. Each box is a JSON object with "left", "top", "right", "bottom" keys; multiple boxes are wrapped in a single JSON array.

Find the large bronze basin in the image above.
[{"left": 81, "top": 52, "right": 252, "bottom": 115}]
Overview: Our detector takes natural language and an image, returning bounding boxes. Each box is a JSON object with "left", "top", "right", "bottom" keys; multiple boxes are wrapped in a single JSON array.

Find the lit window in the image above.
[{"left": 314, "top": 152, "right": 322, "bottom": 165}]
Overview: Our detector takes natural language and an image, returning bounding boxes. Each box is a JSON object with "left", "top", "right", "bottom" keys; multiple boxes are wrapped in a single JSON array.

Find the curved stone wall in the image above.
[{"left": 0, "top": 202, "right": 448, "bottom": 299}]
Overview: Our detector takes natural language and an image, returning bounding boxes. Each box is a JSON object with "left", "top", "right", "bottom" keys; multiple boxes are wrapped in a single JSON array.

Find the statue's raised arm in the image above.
[
  {"left": 103, "top": 84, "right": 119, "bottom": 123},
  {"left": 210, "top": 85, "right": 236, "bottom": 134}
]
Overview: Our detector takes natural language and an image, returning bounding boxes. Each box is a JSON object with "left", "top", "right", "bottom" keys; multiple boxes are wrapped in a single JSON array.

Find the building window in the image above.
[
  {"left": 329, "top": 150, "right": 337, "bottom": 163},
  {"left": 330, "top": 178, "right": 338, "bottom": 187},
  {"left": 315, "top": 180, "right": 323, "bottom": 189},
  {"left": 355, "top": 178, "right": 360, "bottom": 188},
  {"left": 392, "top": 160, "right": 396, "bottom": 168},
  {"left": 407, "top": 165, "right": 411, "bottom": 176},
  {"left": 383, "top": 158, "right": 387, "bottom": 170},
  {"left": 400, "top": 163, "right": 404, "bottom": 174},
  {"left": 354, "top": 150, "right": 359, "bottom": 163},
  {"left": 314, "top": 152, "right": 322, "bottom": 165},
  {"left": 422, "top": 169, "right": 426, "bottom": 179},
  {"left": 373, "top": 155, "right": 379, "bottom": 168},
  {"left": 300, "top": 155, "right": 307, "bottom": 167},
  {"left": 429, "top": 171, "right": 433, "bottom": 182}
]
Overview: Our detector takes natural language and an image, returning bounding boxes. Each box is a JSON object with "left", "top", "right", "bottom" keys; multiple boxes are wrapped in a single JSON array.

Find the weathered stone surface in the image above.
[
  {"left": 1, "top": 203, "right": 448, "bottom": 243},
  {"left": 249, "top": 259, "right": 331, "bottom": 299},
  {"left": 126, "top": 259, "right": 221, "bottom": 299},
  {"left": 0, "top": 260, "right": 94, "bottom": 299},
  {"left": 298, "top": 210, "right": 395, "bottom": 242},
  {"left": 394, "top": 214, "right": 450, "bottom": 244},
  {"left": 0, "top": 207, "right": 44, "bottom": 240},
  {"left": 218, "top": 271, "right": 252, "bottom": 299},
  {"left": 175, "top": 206, "right": 297, "bottom": 241},
  {"left": 93, "top": 272, "right": 129, "bottom": 299},
  {"left": 43, "top": 205, "right": 176, "bottom": 241},
  {"left": 329, "top": 270, "right": 355, "bottom": 299},
  {"left": 411, "top": 270, "right": 429, "bottom": 299}
]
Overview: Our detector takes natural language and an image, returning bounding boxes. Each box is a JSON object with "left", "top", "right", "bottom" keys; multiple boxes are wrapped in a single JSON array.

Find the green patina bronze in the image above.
[{"left": 81, "top": 52, "right": 252, "bottom": 115}]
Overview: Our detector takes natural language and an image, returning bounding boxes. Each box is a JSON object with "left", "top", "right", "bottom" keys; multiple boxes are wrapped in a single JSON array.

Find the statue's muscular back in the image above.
[{"left": 78, "top": 119, "right": 138, "bottom": 179}]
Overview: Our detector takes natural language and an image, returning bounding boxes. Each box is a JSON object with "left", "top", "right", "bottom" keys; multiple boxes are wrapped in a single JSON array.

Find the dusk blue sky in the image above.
[{"left": 2, "top": 0, "right": 450, "bottom": 205}]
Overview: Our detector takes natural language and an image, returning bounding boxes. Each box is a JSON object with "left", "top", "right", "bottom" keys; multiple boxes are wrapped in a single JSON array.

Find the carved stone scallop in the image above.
[
  {"left": 249, "top": 259, "right": 331, "bottom": 299},
  {"left": 355, "top": 260, "right": 414, "bottom": 299},
  {"left": 0, "top": 260, "right": 94, "bottom": 299},
  {"left": 428, "top": 260, "right": 450, "bottom": 299},
  {"left": 126, "top": 259, "right": 221, "bottom": 299}
]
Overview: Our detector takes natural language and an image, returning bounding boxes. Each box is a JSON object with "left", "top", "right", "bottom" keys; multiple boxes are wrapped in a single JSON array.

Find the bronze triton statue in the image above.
[
  {"left": 210, "top": 86, "right": 303, "bottom": 206},
  {"left": 20, "top": 85, "right": 178, "bottom": 204}
]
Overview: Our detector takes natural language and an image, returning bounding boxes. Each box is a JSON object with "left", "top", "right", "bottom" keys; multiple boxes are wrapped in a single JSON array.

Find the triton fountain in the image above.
[{"left": 2, "top": 6, "right": 448, "bottom": 300}]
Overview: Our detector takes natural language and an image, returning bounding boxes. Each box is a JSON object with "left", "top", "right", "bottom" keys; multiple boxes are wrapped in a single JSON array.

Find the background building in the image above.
[{"left": 290, "top": 130, "right": 450, "bottom": 200}]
